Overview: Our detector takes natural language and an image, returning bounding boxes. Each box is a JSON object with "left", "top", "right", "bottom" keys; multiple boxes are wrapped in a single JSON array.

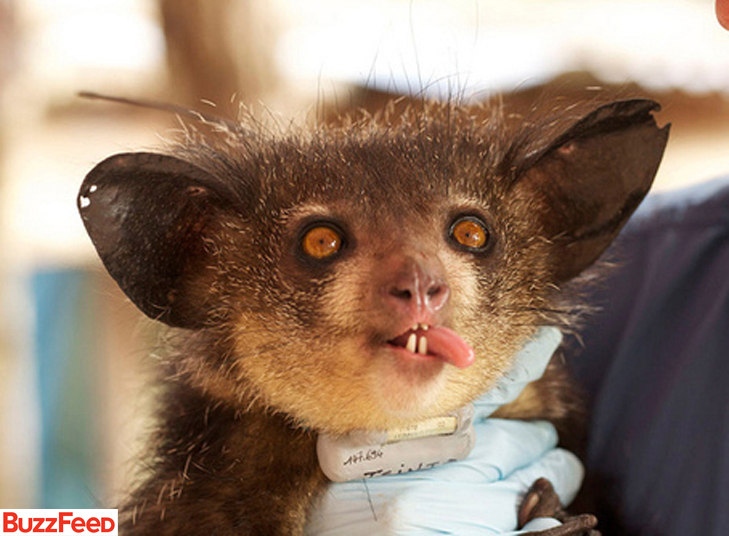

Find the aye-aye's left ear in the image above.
[{"left": 513, "top": 99, "right": 670, "bottom": 281}]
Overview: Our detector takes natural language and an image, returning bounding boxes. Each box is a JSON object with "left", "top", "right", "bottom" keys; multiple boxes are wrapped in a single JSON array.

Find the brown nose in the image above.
[{"left": 382, "top": 256, "right": 450, "bottom": 316}]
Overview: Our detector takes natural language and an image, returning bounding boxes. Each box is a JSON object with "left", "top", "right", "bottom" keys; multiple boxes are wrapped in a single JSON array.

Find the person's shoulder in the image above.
[{"left": 625, "top": 175, "right": 729, "bottom": 233}]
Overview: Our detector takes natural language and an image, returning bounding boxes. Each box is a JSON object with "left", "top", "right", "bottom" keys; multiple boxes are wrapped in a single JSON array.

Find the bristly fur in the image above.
[{"left": 78, "top": 94, "right": 668, "bottom": 535}]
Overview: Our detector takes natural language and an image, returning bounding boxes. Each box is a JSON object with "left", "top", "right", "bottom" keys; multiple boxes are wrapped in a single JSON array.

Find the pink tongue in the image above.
[{"left": 425, "top": 326, "right": 475, "bottom": 369}]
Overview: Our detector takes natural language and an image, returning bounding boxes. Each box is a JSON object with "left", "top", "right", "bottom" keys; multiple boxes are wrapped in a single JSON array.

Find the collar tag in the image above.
[{"left": 317, "top": 405, "right": 475, "bottom": 482}]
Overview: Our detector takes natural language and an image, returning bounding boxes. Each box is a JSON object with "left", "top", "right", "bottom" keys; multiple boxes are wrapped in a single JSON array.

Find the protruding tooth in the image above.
[
  {"left": 418, "top": 335, "right": 428, "bottom": 355},
  {"left": 420, "top": 323, "right": 429, "bottom": 331},
  {"left": 411, "top": 324, "right": 418, "bottom": 332},
  {"left": 406, "top": 333, "right": 417, "bottom": 353}
]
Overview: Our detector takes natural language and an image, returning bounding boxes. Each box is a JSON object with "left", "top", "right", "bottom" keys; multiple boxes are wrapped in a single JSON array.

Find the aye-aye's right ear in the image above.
[
  {"left": 78, "top": 152, "right": 235, "bottom": 329},
  {"left": 512, "top": 99, "right": 669, "bottom": 282}
]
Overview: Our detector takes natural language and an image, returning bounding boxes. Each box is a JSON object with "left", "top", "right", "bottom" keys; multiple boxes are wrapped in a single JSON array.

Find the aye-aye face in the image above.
[{"left": 78, "top": 99, "right": 668, "bottom": 434}]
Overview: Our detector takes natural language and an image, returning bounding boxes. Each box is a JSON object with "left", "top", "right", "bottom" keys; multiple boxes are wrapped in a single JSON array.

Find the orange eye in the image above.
[
  {"left": 450, "top": 217, "right": 488, "bottom": 251},
  {"left": 302, "top": 225, "right": 343, "bottom": 259}
]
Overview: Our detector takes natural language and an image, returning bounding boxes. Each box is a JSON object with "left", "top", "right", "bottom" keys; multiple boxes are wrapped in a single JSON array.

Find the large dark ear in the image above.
[
  {"left": 78, "top": 152, "right": 234, "bottom": 328},
  {"left": 515, "top": 99, "right": 670, "bottom": 281}
]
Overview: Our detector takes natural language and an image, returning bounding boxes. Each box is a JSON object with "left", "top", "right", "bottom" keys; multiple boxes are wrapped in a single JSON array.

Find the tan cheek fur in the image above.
[{"left": 229, "top": 315, "right": 395, "bottom": 434}]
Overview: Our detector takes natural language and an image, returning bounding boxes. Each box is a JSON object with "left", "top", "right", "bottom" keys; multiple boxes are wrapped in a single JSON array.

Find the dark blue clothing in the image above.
[{"left": 568, "top": 177, "right": 729, "bottom": 535}]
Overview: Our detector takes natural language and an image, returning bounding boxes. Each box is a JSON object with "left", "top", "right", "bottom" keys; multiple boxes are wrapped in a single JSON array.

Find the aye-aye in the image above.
[{"left": 78, "top": 98, "right": 668, "bottom": 535}]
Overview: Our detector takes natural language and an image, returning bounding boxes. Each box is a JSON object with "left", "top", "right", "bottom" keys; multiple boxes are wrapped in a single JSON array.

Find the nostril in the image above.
[
  {"left": 425, "top": 282, "right": 449, "bottom": 311},
  {"left": 389, "top": 287, "right": 413, "bottom": 301},
  {"left": 427, "top": 284, "right": 444, "bottom": 297}
]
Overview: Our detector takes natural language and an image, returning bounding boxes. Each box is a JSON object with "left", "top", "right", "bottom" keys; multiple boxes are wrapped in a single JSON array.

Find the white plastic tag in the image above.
[{"left": 317, "top": 405, "right": 475, "bottom": 482}]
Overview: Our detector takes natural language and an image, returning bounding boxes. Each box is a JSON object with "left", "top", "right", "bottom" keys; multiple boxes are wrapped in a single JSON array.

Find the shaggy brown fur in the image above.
[{"left": 78, "top": 97, "right": 668, "bottom": 535}]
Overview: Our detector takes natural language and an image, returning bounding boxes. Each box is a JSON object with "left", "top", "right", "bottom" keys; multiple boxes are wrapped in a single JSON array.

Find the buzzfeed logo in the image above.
[{"left": 1, "top": 510, "right": 118, "bottom": 535}]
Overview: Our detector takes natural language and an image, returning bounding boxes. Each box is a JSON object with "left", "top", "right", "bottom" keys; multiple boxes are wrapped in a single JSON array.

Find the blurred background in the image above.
[{"left": 0, "top": 0, "right": 727, "bottom": 509}]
